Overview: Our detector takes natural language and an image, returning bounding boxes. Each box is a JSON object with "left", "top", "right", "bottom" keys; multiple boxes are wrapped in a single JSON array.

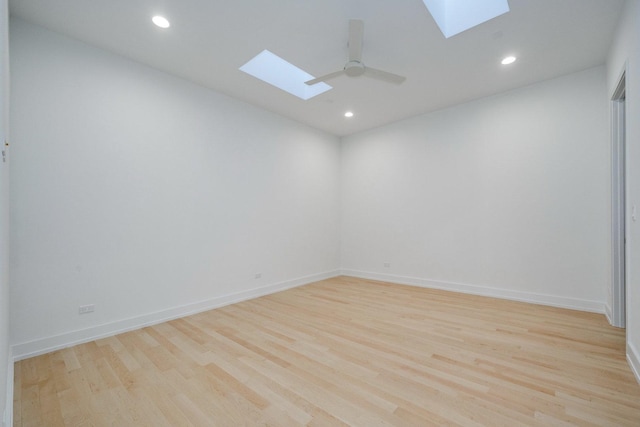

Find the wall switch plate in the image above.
[{"left": 78, "top": 304, "right": 95, "bottom": 314}]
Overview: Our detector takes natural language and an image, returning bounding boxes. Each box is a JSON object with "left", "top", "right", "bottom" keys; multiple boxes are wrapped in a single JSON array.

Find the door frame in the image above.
[{"left": 610, "top": 67, "right": 626, "bottom": 328}]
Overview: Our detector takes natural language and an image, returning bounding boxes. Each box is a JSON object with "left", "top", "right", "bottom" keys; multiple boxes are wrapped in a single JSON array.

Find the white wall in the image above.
[
  {"left": 341, "top": 66, "right": 610, "bottom": 312},
  {"left": 9, "top": 19, "right": 341, "bottom": 359},
  {"left": 607, "top": 0, "right": 640, "bottom": 382},
  {"left": 0, "top": 0, "right": 11, "bottom": 423}
]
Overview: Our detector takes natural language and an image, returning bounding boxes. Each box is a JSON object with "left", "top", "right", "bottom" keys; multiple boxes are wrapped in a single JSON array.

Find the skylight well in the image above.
[
  {"left": 239, "top": 50, "right": 332, "bottom": 100},
  {"left": 422, "top": 0, "right": 509, "bottom": 38}
]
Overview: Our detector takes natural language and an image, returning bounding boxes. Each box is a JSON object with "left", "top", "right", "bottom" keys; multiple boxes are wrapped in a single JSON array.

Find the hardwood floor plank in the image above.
[{"left": 14, "top": 276, "right": 640, "bottom": 426}]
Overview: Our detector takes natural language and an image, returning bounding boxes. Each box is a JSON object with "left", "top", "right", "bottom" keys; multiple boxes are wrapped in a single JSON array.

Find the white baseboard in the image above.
[
  {"left": 12, "top": 270, "right": 340, "bottom": 361},
  {"left": 3, "top": 346, "right": 12, "bottom": 427},
  {"left": 604, "top": 303, "right": 613, "bottom": 325},
  {"left": 628, "top": 342, "right": 640, "bottom": 386},
  {"left": 340, "top": 269, "right": 605, "bottom": 313}
]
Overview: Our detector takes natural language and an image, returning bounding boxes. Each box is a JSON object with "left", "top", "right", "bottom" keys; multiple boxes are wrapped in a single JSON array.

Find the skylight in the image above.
[
  {"left": 422, "top": 0, "right": 509, "bottom": 38},
  {"left": 239, "top": 50, "right": 332, "bottom": 100}
]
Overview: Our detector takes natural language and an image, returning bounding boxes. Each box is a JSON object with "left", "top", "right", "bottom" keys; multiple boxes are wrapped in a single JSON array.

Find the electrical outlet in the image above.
[
  {"left": 255, "top": 273, "right": 262, "bottom": 279},
  {"left": 78, "top": 304, "right": 95, "bottom": 315},
  {"left": 384, "top": 262, "right": 390, "bottom": 268}
]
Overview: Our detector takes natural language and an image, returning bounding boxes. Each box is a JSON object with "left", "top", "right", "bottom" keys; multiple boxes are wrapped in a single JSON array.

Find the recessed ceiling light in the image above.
[
  {"left": 152, "top": 15, "right": 170, "bottom": 29},
  {"left": 344, "top": 111, "right": 354, "bottom": 118},
  {"left": 501, "top": 56, "right": 517, "bottom": 65}
]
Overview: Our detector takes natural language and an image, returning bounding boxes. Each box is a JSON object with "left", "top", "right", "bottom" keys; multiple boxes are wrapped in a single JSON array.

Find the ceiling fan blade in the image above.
[
  {"left": 364, "top": 67, "right": 406, "bottom": 84},
  {"left": 348, "top": 20, "right": 364, "bottom": 62},
  {"left": 305, "top": 70, "right": 346, "bottom": 85}
]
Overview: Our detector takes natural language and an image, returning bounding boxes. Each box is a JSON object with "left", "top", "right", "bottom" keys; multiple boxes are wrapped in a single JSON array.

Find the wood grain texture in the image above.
[{"left": 14, "top": 276, "right": 640, "bottom": 426}]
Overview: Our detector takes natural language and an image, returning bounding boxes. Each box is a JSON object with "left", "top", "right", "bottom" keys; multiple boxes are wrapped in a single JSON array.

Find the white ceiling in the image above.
[{"left": 9, "top": 0, "right": 624, "bottom": 136}]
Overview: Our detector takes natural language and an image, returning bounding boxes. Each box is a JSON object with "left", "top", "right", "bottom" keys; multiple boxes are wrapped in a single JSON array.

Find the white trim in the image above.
[
  {"left": 3, "top": 346, "right": 12, "bottom": 427},
  {"left": 604, "top": 303, "right": 613, "bottom": 325},
  {"left": 628, "top": 342, "right": 640, "bottom": 385},
  {"left": 12, "top": 270, "right": 340, "bottom": 361},
  {"left": 610, "top": 65, "right": 627, "bottom": 328},
  {"left": 341, "top": 269, "right": 605, "bottom": 313}
]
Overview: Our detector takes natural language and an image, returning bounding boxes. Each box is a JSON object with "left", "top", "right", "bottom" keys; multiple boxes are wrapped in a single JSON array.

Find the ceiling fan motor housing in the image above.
[{"left": 344, "top": 60, "right": 365, "bottom": 77}]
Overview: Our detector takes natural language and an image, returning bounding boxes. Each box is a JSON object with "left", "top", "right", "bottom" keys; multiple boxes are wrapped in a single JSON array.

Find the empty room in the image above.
[{"left": 2, "top": 0, "right": 640, "bottom": 425}]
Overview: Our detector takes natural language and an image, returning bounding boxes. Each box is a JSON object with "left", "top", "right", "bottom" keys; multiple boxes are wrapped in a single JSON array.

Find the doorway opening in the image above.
[{"left": 611, "top": 70, "right": 626, "bottom": 328}]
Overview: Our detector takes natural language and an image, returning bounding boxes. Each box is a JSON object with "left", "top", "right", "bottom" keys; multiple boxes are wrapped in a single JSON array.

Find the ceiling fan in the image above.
[{"left": 305, "top": 20, "right": 406, "bottom": 86}]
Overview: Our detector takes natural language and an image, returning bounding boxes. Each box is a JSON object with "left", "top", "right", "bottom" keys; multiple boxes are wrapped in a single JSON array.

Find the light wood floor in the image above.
[{"left": 14, "top": 276, "right": 640, "bottom": 426}]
